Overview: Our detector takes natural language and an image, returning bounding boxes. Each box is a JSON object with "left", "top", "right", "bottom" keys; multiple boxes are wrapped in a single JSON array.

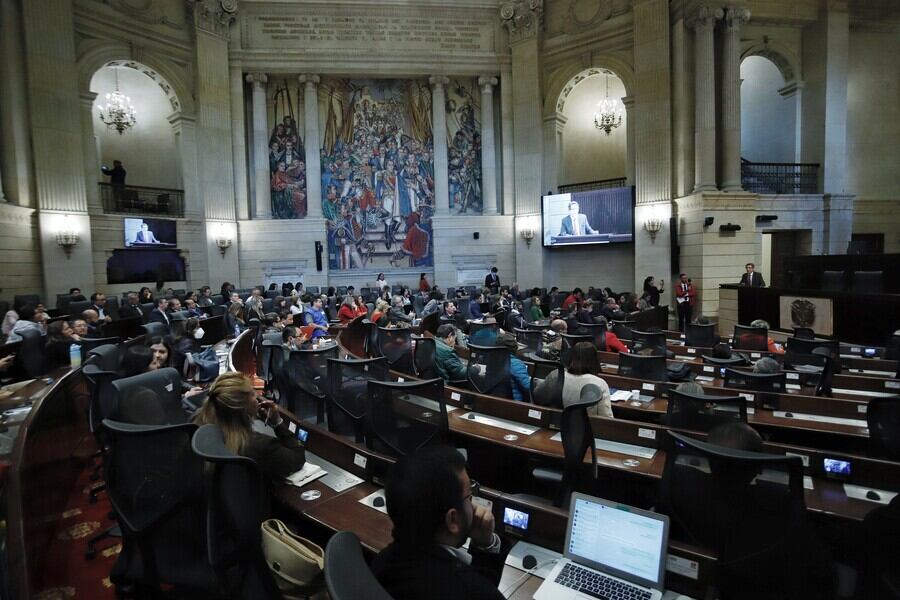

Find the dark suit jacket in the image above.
[
  {"left": 739, "top": 272, "right": 766, "bottom": 287},
  {"left": 119, "top": 303, "right": 145, "bottom": 320},
  {"left": 243, "top": 422, "right": 306, "bottom": 482},
  {"left": 484, "top": 273, "right": 500, "bottom": 289},
  {"left": 372, "top": 542, "right": 508, "bottom": 600},
  {"left": 147, "top": 308, "right": 170, "bottom": 326},
  {"left": 559, "top": 213, "right": 597, "bottom": 236}
]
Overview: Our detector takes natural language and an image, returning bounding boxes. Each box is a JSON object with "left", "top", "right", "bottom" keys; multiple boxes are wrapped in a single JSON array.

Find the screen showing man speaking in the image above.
[{"left": 542, "top": 187, "right": 634, "bottom": 247}]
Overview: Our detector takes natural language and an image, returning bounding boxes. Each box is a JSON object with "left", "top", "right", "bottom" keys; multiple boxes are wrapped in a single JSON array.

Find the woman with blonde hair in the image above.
[{"left": 193, "top": 371, "right": 306, "bottom": 480}]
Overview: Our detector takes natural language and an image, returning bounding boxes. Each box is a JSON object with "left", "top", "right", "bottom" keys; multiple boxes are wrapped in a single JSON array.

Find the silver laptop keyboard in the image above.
[{"left": 555, "top": 563, "right": 652, "bottom": 600}]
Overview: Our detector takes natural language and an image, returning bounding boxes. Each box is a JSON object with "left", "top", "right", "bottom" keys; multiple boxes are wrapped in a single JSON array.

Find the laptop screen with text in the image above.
[{"left": 567, "top": 496, "right": 667, "bottom": 587}]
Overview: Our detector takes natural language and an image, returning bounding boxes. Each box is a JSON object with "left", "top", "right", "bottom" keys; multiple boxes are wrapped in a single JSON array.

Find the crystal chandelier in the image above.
[
  {"left": 98, "top": 68, "right": 137, "bottom": 135},
  {"left": 593, "top": 73, "right": 623, "bottom": 136}
]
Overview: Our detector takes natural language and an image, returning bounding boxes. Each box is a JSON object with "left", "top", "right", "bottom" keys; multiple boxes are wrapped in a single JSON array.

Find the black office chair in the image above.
[
  {"left": 559, "top": 333, "right": 592, "bottom": 365},
  {"left": 13, "top": 329, "right": 44, "bottom": 380},
  {"left": 105, "top": 296, "right": 121, "bottom": 319},
  {"left": 287, "top": 345, "right": 340, "bottom": 424},
  {"left": 80, "top": 336, "right": 122, "bottom": 361},
  {"left": 811, "top": 347, "right": 837, "bottom": 397},
  {"left": 68, "top": 299, "right": 92, "bottom": 317},
  {"left": 467, "top": 344, "right": 513, "bottom": 399},
  {"left": 792, "top": 327, "right": 815, "bottom": 340},
  {"left": 630, "top": 330, "right": 668, "bottom": 357},
  {"left": 515, "top": 328, "right": 543, "bottom": 353},
  {"left": 412, "top": 336, "right": 439, "bottom": 379},
  {"left": 324, "top": 531, "right": 393, "bottom": 600},
  {"left": 365, "top": 378, "right": 448, "bottom": 458},
  {"left": 418, "top": 312, "right": 441, "bottom": 335},
  {"left": 467, "top": 321, "right": 499, "bottom": 346},
  {"left": 256, "top": 332, "right": 283, "bottom": 390},
  {"left": 456, "top": 298, "right": 472, "bottom": 320},
  {"left": 700, "top": 353, "right": 750, "bottom": 368},
  {"left": 86, "top": 343, "right": 121, "bottom": 372},
  {"left": 110, "top": 367, "right": 187, "bottom": 426},
  {"left": 853, "top": 270, "right": 884, "bottom": 294},
  {"left": 723, "top": 368, "right": 787, "bottom": 410},
  {"left": 867, "top": 397, "right": 900, "bottom": 461},
  {"left": 685, "top": 323, "right": 717, "bottom": 348},
  {"left": 532, "top": 384, "right": 601, "bottom": 507},
  {"left": 140, "top": 302, "right": 155, "bottom": 320},
  {"left": 306, "top": 286, "right": 320, "bottom": 296},
  {"left": 658, "top": 431, "right": 831, "bottom": 600},
  {"left": 786, "top": 337, "right": 842, "bottom": 374},
  {"left": 377, "top": 327, "right": 415, "bottom": 374},
  {"left": 574, "top": 322, "right": 607, "bottom": 350},
  {"left": 14, "top": 293, "right": 41, "bottom": 309},
  {"left": 191, "top": 424, "right": 281, "bottom": 600},
  {"left": 611, "top": 320, "right": 635, "bottom": 341},
  {"left": 326, "top": 357, "right": 388, "bottom": 443},
  {"left": 821, "top": 270, "right": 845, "bottom": 292},
  {"left": 102, "top": 420, "right": 217, "bottom": 595},
  {"left": 732, "top": 324, "right": 768, "bottom": 352},
  {"left": 142, "top": 322, "right": 168, "bottom": 338},
  {"left": 617, "top": 353, "right": 667, "bottom": 382},
  {"left": 412, "top": 295, "right": 425, "bottom": 317},
  {"left": 531, "top": 363, "right": 565, "bottom": 409},
  {"left": 268, "top": 343, "right": 291, "bottom": 410},
  {"left": 665, "top": 389, "right": 748, "bottom": 432}
]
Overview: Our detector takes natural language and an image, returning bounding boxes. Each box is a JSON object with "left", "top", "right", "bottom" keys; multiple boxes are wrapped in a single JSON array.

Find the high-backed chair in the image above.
[
  {"left": 142, "top": 322, "right": 168, "bottom": 338},
  {"left": 13, "top": 329, "right": 44, "bottom": 380},
  {"left": 456, "top": 298, "right": 472, "bottom": 320},
  {"left": 822, "top": 270, "right": 845, "bottom": 292},
  {"left": 324, "top": 532, "right": 393, "bottom": 600},
  {"left": 792, "top": 327, "right": 815, "bottom": 340},
  {"left": 785, "top": 337, "right": 842, "bottom": 373},
  {"left": 110, "top": 367, "right": 187, "bottom": 426},
  {"left": 377, "top": 326, "right": 415, "bottom": 374},
  {"left": 80, "top": 336, "right": 122, "bottom": 361},
  {"left": 658, "top": 431, "right": 825, "bottom": 600},
  {"left": 611, "top": 320, "right": 635, "bottom": 341},
  {"left": 630, "top": 330, "right": 668, "bottom": 356},
  {"left": 574, "top": 322, "right": 607, "bottom": 349},
  {"left": 722, "top": 368, "right": 787, "bottom": 409},
  {"left": 102, "top": 420, "right": 217, "bottom": 595},
  {"left": 853, "top": 270, "right": 884, "bottom": 294},
  {"left": 665, "top": 389, "right": 748, "bottom": 432},
  {"left": 467, "top": 344, "right": 513, "bottom": 398},
  {"left": 617, "top": 353, "right": 667, "bottom": 382},
  {"left": 191, "top": 425, "right": 281, "bottom": 600},
  {"left": 685, "top": 323, "right": 718, "bottom": 348},
  {"left": 326, "top": 357, "right": 388, "bottom": 443},
  {"left": 68, "top": 299, "right": 92, "bottom": 317},
  {"left": 867, "top": 396, "right": 900, "bottom": 461},
  {"left": 412, "top": 336, "right": 439, "bottom": 379},
  {"left": 13, "top": 294, "right": 41, "bottom": 309},
  {"left": 256, "top": 332, "right": 283, "bottom": 388},
  {"left": 105, "top": 296, "right": 121, "bottom": 319},
  {"left": 530, "top": 363, "right": 564, "bottom": 408},
  {"left": 287, "top": 345, "right": 340, "bottom": 423},
  {"left": 732, "top": 324, "right": 768, "bottom": 352},
  {"left": 515, "top": 328, "right": 543, "bottom": 353},
  {"left": 365, "top": 378, "right": 447, "bottom": 459},
  {"left": 559, "top": 333, "right": 592, "bottom": 365}
]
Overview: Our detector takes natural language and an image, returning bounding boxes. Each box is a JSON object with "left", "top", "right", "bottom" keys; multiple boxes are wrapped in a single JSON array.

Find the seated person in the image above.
[
  {"left": 599, "top": 297, "right": 626, "bottom": 322},
  {"left": 225, "top": 302, "right": 246, "bottom": 336},
  {"left": 183, "top": 298, "right": 206, "bottom": 319},
  {"left": 533, "top": 342, "right": 612, "bottom": 417},
  {"left": 6, "top": 305, "right": 46, "bottom": 343},
  {"left": 561, "top": 288, "right": 582, "bottom": 312},
  {"left": 370, "top": 299, "right": 390, "bottom": 326},
  {"left": 750, "top": 319, "right": 785, "bottom": 354},
  {"left": 44, "top": 320, "right": 79, "bottom": 369},
  {"left": 505, "top": 302, "right": 525, "bottom": 331},
  {"left": 434, "top": 324, "right": 467, "bottom": 382},
  {"left": 528, "top": 294, "right": 544, "bottom": 322},
  {"left": 372, "top": 445, "right": 509, "bottom": 600},
  {"left": 422, "top": 291, "right": 444, "bottom": 317},
  {"left": 306, "top": 297, "right": 331, "bottom": 338},
  {"left": 337, "top": 295, "right": 358, "bottom": 323},
  {"left": 282, "top": 325, "right": 310, "bottom": 351},
  {"left": 537, "top": 319, "right": 568, "bottom": 361},
  {"left": 753, "top": 356, "right": 781, "bottom": 374},
  {"left": 575, "top": 299, "right": 596, "bottom": 326},
  {"left": 592, "top": 316, "right": 629, "bottom": 353},
  {"left": 120, "top": 344, "right": 155, "bottom": 378},
  {"left": 469, "top": 293, "right": 486, "bottom": 321},
  {"left": 495, "top": 332, "right": 531, "bottom": 402},
  {"left": 388, "top": 295, "right": 414, "bottom": 326},
  {"left": 81, "top": 309, "right": 105, "bottom": 338},
  {"left": 192, "top": 371, "right": 306, "bottom": 481}
]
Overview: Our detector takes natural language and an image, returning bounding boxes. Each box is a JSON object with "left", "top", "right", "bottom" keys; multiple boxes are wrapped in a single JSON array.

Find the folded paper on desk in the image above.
[
  {"left": 285, "top": 462, "right": 327, "bottom": 488},
  {"left": 610, "top": 390, "right": 633, "bottom": 402}
]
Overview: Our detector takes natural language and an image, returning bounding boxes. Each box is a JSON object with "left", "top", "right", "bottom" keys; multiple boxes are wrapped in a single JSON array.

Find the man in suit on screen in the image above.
[
  {"left": 558, "top": 201, "right": 597, "bottom": 236},
  {"left": 134, "top": 222, "right": 160, "bottom": 244}
]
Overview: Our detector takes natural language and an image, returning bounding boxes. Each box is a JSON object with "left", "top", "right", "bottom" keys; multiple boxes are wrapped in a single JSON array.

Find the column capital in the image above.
[
  {"left": 687, "top": 5, "right": 723, "bottom": 30},
  {"left": 189, "top": 0, "right": 238, "bottom": 39},
  {"left": 500, "top": 0, "right": 543, "bottom": 44},
  {"left": 79, "top": 91, "right": 98, "bottom": 110},
  {"left": 621, "top": 95, "right": 635, "bottom": 109},
  {"left": 724, "top": 6, "right": 750, "bottom": 29},
  {"left": 429, "top": 75, "right": 450, "bottom": 90},
  {"left": 477, "top": 76, "right": 498, "bottom": 92},
  {"left": 298, "top": 74, "right": 320, "bottom": 87},
  {"left": 246, "top": 72, "right": 268, "bottom": 86}
]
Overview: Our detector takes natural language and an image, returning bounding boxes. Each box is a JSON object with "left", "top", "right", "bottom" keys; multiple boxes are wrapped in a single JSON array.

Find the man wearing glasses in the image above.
[{"left": 372, "top": 445, "right": 509, "bottom": 600}]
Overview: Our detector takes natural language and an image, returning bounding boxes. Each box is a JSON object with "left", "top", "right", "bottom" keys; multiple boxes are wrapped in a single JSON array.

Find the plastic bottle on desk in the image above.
[{"left": 70, "top": 344, "right": 82, "bottom": 368}]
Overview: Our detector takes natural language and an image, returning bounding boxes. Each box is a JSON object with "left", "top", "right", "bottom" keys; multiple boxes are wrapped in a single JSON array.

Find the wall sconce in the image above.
[
  {"left": 643, "top": 218, "right": 663, "bottom": 242},
  {"left": 55, "top": 215, "right": 79, "bottom": 258},
  {"left": 215, "top": 237, "right": 232, "bottom": 257},
  {"left": 520, "top": 216, "right": 539, "bottom": 248}
]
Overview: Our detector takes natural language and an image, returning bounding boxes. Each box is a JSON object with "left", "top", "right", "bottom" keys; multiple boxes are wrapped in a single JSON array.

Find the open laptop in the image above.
[{"left": 534, "top": 493, "right": 670, "bottom": 600}]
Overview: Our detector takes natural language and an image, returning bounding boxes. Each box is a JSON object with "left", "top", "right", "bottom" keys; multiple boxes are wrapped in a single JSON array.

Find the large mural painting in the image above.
[
  {"left": 446, "top": 78, "right": 482, "bottom": 215},
  {"left": 320, "top": 79, "right": 435, "bottom": 270},
  {"left": 267, "top": 79, "right": 307, "bottom": 219}
]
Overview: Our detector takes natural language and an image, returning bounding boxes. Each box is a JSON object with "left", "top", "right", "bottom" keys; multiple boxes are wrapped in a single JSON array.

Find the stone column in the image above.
[
  {"left": 499, "top": 64, "right": 514, "bottom": 215},
  {"left": 721, "top": 7, "right": 750, "bottom": 192},
  {"left": 230, "top": 66, "right": 249, "bottom": 220},
  {"left": 691, "top": 5, "right": 721, "bottom": 192},
  {"left": 542, "top": 114, "right": 566, "bottom": 194},
  {"left": 1, "top": 0, "right": 34, "bottom": 207},
  {"left": 246, "top": 73, "right": 270, "bottom": 219},
  {"left": 79, "top": 92, "right": 101, "bottom": 211},
  {"left": 822, "top": 4, "right": 848, "bottom": 194},
  {"left": 299, "top": 74, "right": 322, "bottom": 218},
  {"left": 168, "top": 113, "right": 202, "bottom": 218},
  {"left": 478, "top": 76, "right": 499, "bottom": 214},
  {"left": 429, "top": 76, "right": 450, "bottom": 215},
  {"left": 622, "top": 96, "right": 635, "bottom": 186}
]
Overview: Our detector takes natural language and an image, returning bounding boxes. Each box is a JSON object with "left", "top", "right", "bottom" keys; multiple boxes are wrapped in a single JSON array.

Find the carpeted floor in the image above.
[{"left": 32, "top": 463, "right": 119, "bottom": 600}]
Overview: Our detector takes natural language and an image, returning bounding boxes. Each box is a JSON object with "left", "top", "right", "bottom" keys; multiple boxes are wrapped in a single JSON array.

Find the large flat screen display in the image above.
[
  {"left": 124, "top": 218, "right": 177, "bottom": 247},
  {"left": 542, "top": 187, "right": 634, "bottom": 247}
]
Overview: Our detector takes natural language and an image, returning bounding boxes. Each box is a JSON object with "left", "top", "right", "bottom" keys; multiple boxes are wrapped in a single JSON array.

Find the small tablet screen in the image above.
[{"left": 503, "top": 507, "right": 530, "bottom": 530}]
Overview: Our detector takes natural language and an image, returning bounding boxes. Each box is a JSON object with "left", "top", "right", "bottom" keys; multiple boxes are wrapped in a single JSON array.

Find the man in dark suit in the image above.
[
  {"left": 372, "top": 446, "right": 509, "bottom": 600},
  {"left": 90, "top": 292, "right": 113, "bottom": 324},
  {"left": 148, "top": 297, "right": 171, "bottom": 328},
  {"left": 558, "top": 201, "right": 597, "bottom": 236},
  {"left": 134, "top": 222, "right": 160, "bottom": 244},
  {"left": 484, "top": 267, "right": 500, "bottom": 291},
  {"left": 739, "top": 262, "right": 766, "bottom": 287},
  {"left": 81, "top": 309, "right": 104, "bottom": 338},
  {"left": 119, "top": 292, "right": 145, "bottom": 320}
]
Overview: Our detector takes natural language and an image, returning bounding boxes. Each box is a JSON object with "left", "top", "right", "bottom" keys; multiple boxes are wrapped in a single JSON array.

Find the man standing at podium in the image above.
[
  {"left": 558, "top": 201, "right": 597, "bottom": 236},
  {"left": 739, "top": 262, "right": 766, "bottom": 287},
  {"left": 675, "top": 273, "right": 696, "bottom": 331}
]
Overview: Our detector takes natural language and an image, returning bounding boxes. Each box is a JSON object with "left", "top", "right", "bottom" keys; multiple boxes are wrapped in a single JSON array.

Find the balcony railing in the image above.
[
  {"left": 558, "top": 177, "right": 628, "bottom": 194},
  {"left": 741, "top": 160, "right": 819, "bottom": 195},
  {"left": 99, "top": 182, "right": 185, "bottom": 217}
]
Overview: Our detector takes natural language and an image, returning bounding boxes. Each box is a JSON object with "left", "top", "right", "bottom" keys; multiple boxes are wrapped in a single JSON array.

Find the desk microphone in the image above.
[
  {"left": 373, "top": 496, "right": 386, "bottom": 508},
  {"left": 501, "top": 557, "right": 558, "bottom": 598},
  {"left": 467, "top": 413, "right": 476, "bottom": 420},
  {"left": 522, "top": 555, "right": 537, "bottom": 570}
]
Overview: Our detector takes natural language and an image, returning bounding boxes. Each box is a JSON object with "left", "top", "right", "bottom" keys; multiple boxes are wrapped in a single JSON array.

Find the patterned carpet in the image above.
[{"left": 32, "top": 463, "right": 119, "bottom": 600}]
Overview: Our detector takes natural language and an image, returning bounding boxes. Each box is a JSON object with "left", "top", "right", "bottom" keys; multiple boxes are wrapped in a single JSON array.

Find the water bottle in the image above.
[{"left": 69, "top": 343, "right": 82, "bottom": 368}]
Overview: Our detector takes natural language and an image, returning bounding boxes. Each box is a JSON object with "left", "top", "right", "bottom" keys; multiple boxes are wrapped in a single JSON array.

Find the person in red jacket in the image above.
[
  {"left": 675, "top": 273, "right": 697, "bottom": 332},
  {"left": 595, "top": 316, "right": 629, "bottom": 353},
  {"left": 337, "top": 295, "right": 358, "bottom": 323},
  {"left": 561, "top": 288, "right": 583, "bottom": 312}
]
